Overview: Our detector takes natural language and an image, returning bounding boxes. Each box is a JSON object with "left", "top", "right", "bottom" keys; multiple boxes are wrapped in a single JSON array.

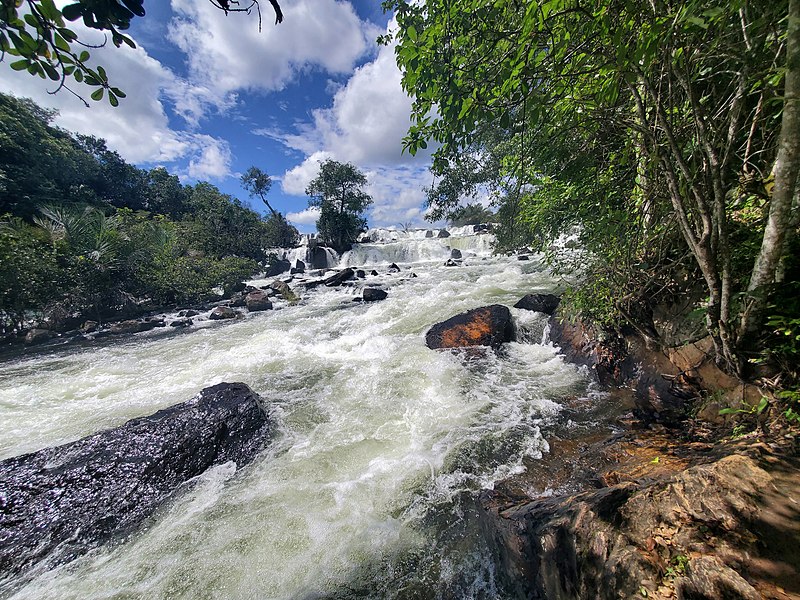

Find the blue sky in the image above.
[{"left": 0, "top": 0, "right": 436, "bottom": 232}]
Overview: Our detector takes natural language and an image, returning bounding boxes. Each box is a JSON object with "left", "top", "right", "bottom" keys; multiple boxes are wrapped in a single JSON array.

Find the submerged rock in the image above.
[
  {"left": 437, "top": 229, "right": 451, "bottom": 238},
  {"left": 513, "top": 293, "right": 560, "bottom": 315},
  {"left": 0, "top": 382, "right": 271, "bottom": 579},
  {"left": 444, "top": 258, "right": 460, "bottom": 267},
  {"left": 388, "top": 263, "right": 401, "bottom": 273},
  {"left": 108, "top": 319, "right": 164, "bottom": 335},
  {"left": 425, "top": 305, "right": 514, "bottom": 350},
  {"left": 24, "top": 328, "right": 55, "bottom": 345},
  {"left": 450, "top": 248, "right": 462, "bottom": 260}
]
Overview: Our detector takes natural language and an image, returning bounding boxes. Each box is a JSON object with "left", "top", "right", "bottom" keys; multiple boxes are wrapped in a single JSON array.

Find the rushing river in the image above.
[{"left": 0, "top": 229, "right": 591, "bottom": 599}]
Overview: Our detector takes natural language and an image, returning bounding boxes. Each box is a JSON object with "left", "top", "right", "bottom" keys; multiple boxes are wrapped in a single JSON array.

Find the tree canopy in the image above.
[
  {"left": 306, "top": 160, "right": 372, "bottom": 253},
  {"left": 386, "top": 0, "right": 800, "bottom": 374}
]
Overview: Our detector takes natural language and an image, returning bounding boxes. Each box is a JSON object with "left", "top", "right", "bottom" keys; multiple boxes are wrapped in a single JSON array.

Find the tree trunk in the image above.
[{"left": 739, "top": 0, "right": 800, "bottom": 345}]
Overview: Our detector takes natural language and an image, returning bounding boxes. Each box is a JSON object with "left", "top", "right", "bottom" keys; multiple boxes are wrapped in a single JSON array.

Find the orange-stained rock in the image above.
[{"left": 425, "top": 305, "right": 514, "bottom": 349}]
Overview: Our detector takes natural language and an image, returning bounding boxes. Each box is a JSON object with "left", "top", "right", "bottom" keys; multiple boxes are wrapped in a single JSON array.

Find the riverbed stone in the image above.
[
  {"left": 245, "top": 290, "right": 273, "bottom": 312},
  {"left": 265, "top": 259, "right": 290, "bottom": 277},
  {"left": 363, "top": 288, "right": 388, "bottom": 302},
  {"left": 426, "top": 305, "right": 514, "bottom": 350},
  {"left": 514, "top": 293, "right": 560, "bottom": 315},
  {"left": 108, "top": 319, "right": 162, "bottom": 335},
  {"left": 324, "top": 268, "right": 355, "bottom": 287},
  {"left": 450, "top": 248, "right": 462, "bottom": 259},
  {"left": 24, "top": 328, "right": 55, "bottom": 345},
  {"left": 437, "top": 229, "right": 451, "bottom": 238},
  {"left": 388, "top": 263, "right": 401, "bottom": 273},
  {"left": 209, "top": 306, "right": 238, "bottom": 320},
  {"left": 0, "top": 382, "right": 271, "bottom": 579}
]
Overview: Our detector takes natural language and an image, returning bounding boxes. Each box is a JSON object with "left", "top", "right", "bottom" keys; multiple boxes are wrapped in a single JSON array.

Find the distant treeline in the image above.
[{"left": 0, "top": 93, "right": 297, "bottom": 336}]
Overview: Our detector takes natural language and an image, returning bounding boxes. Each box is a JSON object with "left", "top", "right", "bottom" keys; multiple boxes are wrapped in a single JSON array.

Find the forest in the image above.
[
  {"left": 387, "top": 0, "right": 800, "bottom": 385},
  {"left": 0, "top": 93, "right": 298, "bottom": 338}
]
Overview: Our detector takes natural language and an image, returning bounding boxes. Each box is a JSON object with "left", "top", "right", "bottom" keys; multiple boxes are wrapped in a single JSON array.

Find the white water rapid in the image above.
[{"left": 0, "top": 229, "right": 592, "bottom": 599}]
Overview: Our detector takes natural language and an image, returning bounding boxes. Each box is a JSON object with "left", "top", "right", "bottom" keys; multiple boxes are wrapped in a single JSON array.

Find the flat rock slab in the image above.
[
  {"left": 426, "top": 305, "right": 514, "bottom": 349},
  {"left": 0, "top": 382, "right": 270, "bottom": 580}
]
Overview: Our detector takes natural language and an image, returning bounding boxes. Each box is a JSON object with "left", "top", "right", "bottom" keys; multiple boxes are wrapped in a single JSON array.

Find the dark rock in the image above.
[
  {"left": 245, "top": 290, "right": 273, "bottom": 312},
  {"left": 357, "top": 235, "right": 371, "bottom": 244},
  {"left": 24, "top": 329, "right": 55, "bottom": 345},
  {"left": 309, "top": 247, "right": 333, "bottom": 270},
  {"left": 80, "top": 321, "right": 98, "bottom": 334},
  {"left": 444, "top": 259, "right": 460, "bottom": 267},
  {"left": 0, "top": 383, "right": 270, "bottom": 579},
  {"left": 517, "top": 255, "right": 530, "bottom": 261},
  {"left": 324, "top": 268, "right": 355, "bottom": 287},
  {"left": 178, "top": 310, "right": 199, "bottom": 318},
  {"left": 450, "top": 248, "right": 462, "bottom": 259},
  {"left": 498, "top": 455, "right": 770, "bottom": 600},
  {"left": 363, "top": 288, "right": 388, "bottom": 302},
  {"left": 370, "top": 270, "right": 379, "bottom": 276},
  {"left": 411, "top": 273, "right": 418, "bottom": 278},
  {"left": 426, "top": 305, "right": 514, "bottom": 350},
  {"left": 169, "top": 318, "right": 193, "bottom": 328},
  {"left": 146, "top": 317, "right": 166, "bottom": 328},
  {"left": 293, "top": 259, "right": 306, "bottom": 273},
  {"left": 437, "top": 229, "right": 451, "bottom": 238},
  {"left": 264, "top": 259, "right": 291, "bottom": 277},
  {"left": 209, "top": 306, "right": 238, "bottom": 320},
  {"left": 269, "top": 279, "right": 299, "bottom": 302},
  {"left": 109, "top": 320, "right": 160, "bottom": 335},
  {"left": 425, "top": 230, "right": 434, "bottom": 238},
  {"left": 388, "top": 263, "right": 401, "bottom": 273},
  {"left": 229, "top": 292, "right": 246, "bottom": 308},
  {"left": 356, "top": 269, "right": 366, "bottom": 279},
  {"left": 227, "top": 281, "right": 247, "bottom": 295},
  {"left": 514, "top": 293, "right": 560, "bottom": 315}
]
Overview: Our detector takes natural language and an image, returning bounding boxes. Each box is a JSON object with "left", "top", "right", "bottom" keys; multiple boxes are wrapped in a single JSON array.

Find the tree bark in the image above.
[{"left": 739, "top": 0, "right": 800, "bottom": 345}]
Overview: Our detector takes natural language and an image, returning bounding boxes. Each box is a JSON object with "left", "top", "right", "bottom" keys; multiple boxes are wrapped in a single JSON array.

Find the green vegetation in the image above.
[
  {"left": 386, "top": 0, "right": 800, "bottom": 378},
  {"left": 305, "top": 159, "right": 372, "bottom": 253},
  {"left": 447, "top": 203, "right": 494, "bottom": 228},
  {"left": 0, "top": 92, "right": 293, "bottom": 338}
]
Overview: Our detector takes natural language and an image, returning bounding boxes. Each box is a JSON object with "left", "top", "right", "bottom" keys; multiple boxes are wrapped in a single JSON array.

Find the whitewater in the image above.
[{"left": 0, "top": 229, "right": 592, "bottom": 599}]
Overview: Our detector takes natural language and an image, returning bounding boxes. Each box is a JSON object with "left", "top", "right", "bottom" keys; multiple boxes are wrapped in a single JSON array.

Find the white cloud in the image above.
[
  {"left": 365, "top": 166, "right": 433, "bottom": 227},
  {"left": 272, "top": 31, "right": 421, "bottom": 166},
  {"left": 0, "top": 25, "right": 233, "bottom": 179},
  {"left": 280, "top": 151, "right": 331, "bottom": 195},
  {"left": 187, "top": 136, "right": 233, "bottom": 179},
  {"left": 168, "top": 0, "right": 380, "bottom": 97},
  {"left": 286, "top": 207, "right": 321, "bottom": 226}
]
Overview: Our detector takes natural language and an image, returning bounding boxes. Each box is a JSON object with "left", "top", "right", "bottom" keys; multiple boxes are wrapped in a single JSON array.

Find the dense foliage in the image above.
[
  {"left": 0, "top": 92, "right": 294, "bottom": 337},
  {"left": 305, "top": 159, "right": 372, "bottom": 253},
  {"left": 387, "top": 0, "right": 800, "bottom": 375}
]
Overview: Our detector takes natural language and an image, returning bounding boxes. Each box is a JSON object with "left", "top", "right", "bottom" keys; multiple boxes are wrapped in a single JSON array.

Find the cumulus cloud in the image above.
[
  {"left": 168, "top": 0, "right": 380, "bottom": 98},
  {"left": 270, "top": 30, "right": 422, "bottom": 166},
  {"left": 0, "top": 24, "right": 233, "bottom": 179},
  {"left": 280, "top": 151, "right": 331, "bottom": 195},
  {"left": 286, "top": 207, "right": 321, "bottom": 226}
]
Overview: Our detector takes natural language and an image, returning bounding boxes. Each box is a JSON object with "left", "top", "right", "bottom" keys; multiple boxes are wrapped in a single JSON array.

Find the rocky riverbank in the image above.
[{"left": 484, "top": 314, "right": 800, "bottom": 600}]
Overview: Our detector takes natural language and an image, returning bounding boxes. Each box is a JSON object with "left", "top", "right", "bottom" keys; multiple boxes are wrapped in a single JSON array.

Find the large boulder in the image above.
[
  {"left": 245, "top": 290, "right": 273, "bottom": 312},
  {"left": 310, "top": 247, "right": 333, "bottom": 270},
  {"left": 425, "top": 305, "right": 515, "bottom": 350},
  {"left": 0, "top": 383, "right": 271, "bottom": 579},
  {"left": 264, "top": 259, "right": 291, "bottom": 277},
  {"left": 498, "top": 455, "right": 770, "bottom": 600},
  {"left": 209, "top": 306, "right": 238, "bottom": 320},
  {"left": 437, "top": 229, "right": 451, "bottom": 238},
  {"left": 324, "top": 268, "right": 355, "bottom": 287},
  {"left": 513, "top": 293, "right": 560, "bottom": 315},
  {"left": 363, "top": 288, "right": 388, "bottom": 302},
  {"left": 269, "top": 279, "right": 299, "bottom": 302}
]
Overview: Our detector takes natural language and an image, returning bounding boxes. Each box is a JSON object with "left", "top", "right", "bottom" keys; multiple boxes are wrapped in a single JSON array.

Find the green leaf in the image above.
[
  {"left": 407, "top": 25, "right": 418, "bottom": 42},
  {"left": 108, "top": 92, "right": 119, "bottom": 107},
  {"left": 78, "top": 50, "right": 90, "bottom": 62},
  {"left": 111, "top": 87, "right": 126, "bottom": 98},
  {"left": 90, "top": 88, "right": 104, "bottom": 101},
  {"left": 73, "top": 68, "right": 83, "bottom": 82},
  {"left": 43, "top": 62, "right": 60, "bottom": 81},
  {"left": 61, "top": 3, "right": 83, "bottom": 21},
  {"left": 9, "top": 59, "right": 29, "bottom": 71}
]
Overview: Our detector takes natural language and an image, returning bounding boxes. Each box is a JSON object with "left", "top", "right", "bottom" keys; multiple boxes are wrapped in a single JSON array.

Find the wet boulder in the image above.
[
  {"left": 450, "top": 248, "right": 462, "bottom": 260},
  {"left": 324, "top": 268, "right": 355, "bottom": 287},
  {"left": 425, "top": 305, "right": 515, "bottom": 350},
  {"left": 108, "top": 318, "right": 164, "bottom": 335},
  {"left": 388, "top": 263, "right": 401, "bottom": 273},
  {"left": 444, "top": 259, "right": 460, "bottom": 267},
  {"left": 425, "top": 230, "right": 435, "bottom": 238},
  {"left": 293, "top": 259, "right": 306, "bottom": 273},
  {"left": 169, "top": 318, "right": 193, "bottom": 328},
  {"left": 437, "top": 229, "right": 451, "bottom": 238},
  {"left": 513, "top": 293, "right": 560, "bottom": 315},
  {"left": 356, "top": 269, "right": 366, "bottom": 279},
  {"left": 363, "top": 288, "right": 388, "bottom": 302},
  {"left": 264, "top": 259, "right": 291, "bottom": 277},
  {"left": 0, "top": 382, "right": 271, "bottom": 579},
  {"left": 370, "top": 270, "right": 379, "bottom": 277},
  {"left": 245, "top": 290, "right": 273, "bottom": 312},
  {"left": 209, "top": 306, "right": 238, "bottom": 320},
  {"left": 24, "top": 328, "right": 55, "bottom": 345},
  {"left": 179, "top": 309, "right": 199, "bottom": 318},
  {"left": 229, "top": 292, "right": 246, "bottom": 308},
  {"left": 310, "top": 247, "right": 333, "bottom": 270}
]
